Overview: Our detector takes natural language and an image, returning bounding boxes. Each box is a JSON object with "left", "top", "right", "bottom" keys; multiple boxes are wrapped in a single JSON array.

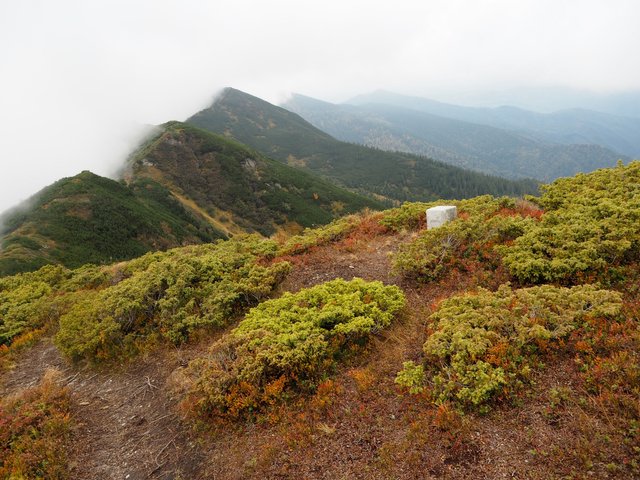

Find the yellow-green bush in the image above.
[
  {"left": 500, "top": 161, "right": 640, "bottom": 284},
  {"left": 378, "top": 201, "right": 439, "bottom": 231},
  {"left": 55, "top": 235, "right": 290, "bottom": 361},
  {"left": 278, "top": 215, "right": 361, "bottom": 255},
  {"left": 0, "top": 265, "right": 74, "bottom": 346},
  {"left": 393, "top": 196, "right": 535, "bottom": 281},
  {"left": 396, "top": 284, "right": 622, "bottom": 411},
  {"left": 184, "top": 278, "right": 405, "bottom": 419},
  {"left": 0, "top": 263, "right": 114, "bottom": 370},
  {"left": 395, "top": 361, "right": 426, "bottom": 394}
]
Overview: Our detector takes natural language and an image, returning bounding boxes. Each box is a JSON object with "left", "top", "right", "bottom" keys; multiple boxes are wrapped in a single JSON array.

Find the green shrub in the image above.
[
  {"left": 393, "top": 196, "right": 535, "bottom": 281},
  {"left": 395, "top": 361, "right": 426, "bottom": 394},
  {"left": 0, "top": 265, "right": 72, "bottom": 346},
  {"left": 57, "top": 263, "right": 112, "bottom": 291},
  {"left": 0, "top": 264, "right": 114, "bottom": 370},
  {"left": 278, "top": 215, "right": 361, "bottom": 255},
  {"left": 397, "top": 284, "right": 622, "bottom": 411},
  {"left": 183, "top": 278, "right": 405, "bottom": 419},
  {"left": 378, "top": 201, "right": 439, "bottom": 232},
  {"left": 55, "top": 235, "right": 290, "bottom": 361},
  {"left": 500, "top": 161, "right": 640, "bottom": 284}
]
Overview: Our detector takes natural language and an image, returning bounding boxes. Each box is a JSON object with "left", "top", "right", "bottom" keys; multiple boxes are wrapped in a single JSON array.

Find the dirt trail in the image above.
[
  {"left": 278, "top": 233, "right": 405, "bottom": 293},
  {"left": 0, "top": 230, "right": 414, "bottom": 480},
  {"left": 1, "top": 338, "right": 207, "bottom": 480},
  {"left": 0, "top": 337, "right": 66, "bottom": 395},
  {"left": 68, "top": 351, "right": 205, "bottom": 480}
]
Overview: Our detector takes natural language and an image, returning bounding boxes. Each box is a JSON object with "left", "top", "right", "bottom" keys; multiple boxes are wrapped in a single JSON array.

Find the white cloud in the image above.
[{"left": 1, "top": 0, "right": 639, "bottom": 212}]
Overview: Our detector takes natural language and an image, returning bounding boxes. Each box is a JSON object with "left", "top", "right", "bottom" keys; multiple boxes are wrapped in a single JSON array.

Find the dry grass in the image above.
[{"left": 0, "top": 368, "right": 72, "bottom": 479}]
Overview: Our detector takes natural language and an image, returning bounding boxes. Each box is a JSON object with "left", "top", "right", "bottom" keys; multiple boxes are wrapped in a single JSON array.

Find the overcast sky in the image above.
[{"left": 1, "top": 0, "right": 639, "bottom": 213}]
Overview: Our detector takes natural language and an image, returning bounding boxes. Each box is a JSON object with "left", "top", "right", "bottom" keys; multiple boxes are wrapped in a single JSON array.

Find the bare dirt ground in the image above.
[
  {"left": 0, "top": 337, "right": 210, "bottom": 479},
  {"left": 277, "top": 232, "right": 405, "bottom": 294}
]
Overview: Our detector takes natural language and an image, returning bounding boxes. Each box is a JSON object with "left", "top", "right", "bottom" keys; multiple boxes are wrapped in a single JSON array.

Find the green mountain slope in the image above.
[
  {"left": 187, "top": 88, "right": 539, "bottom": 202},
  {"left": 0, "top": 121, "right": 382, "bottom": 276},
  {"left": 0, "top": 171, "right": 223, "bottom": 276},
  {"left": 125, "top": 121, "right": 383, "bottom": 236},
  {"left": 284, "top": 93, "right": 628, "bottom": 182}
]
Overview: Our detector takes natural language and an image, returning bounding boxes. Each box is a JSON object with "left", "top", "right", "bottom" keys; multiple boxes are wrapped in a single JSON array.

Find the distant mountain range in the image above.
[
  {"left": 426, "top": 86, "right": 640, "bottom": 119},
  {"left": 347, "top": 91, "right": 640, "bottom": 157},
  {"left": 283, "top": 91, "right": 635, "bottom": 182},
  {"left": 187, "top": 88, "right": 538, "bottom": 201},
  {"left": 10, "top": 86, "right": 613, "bottom": 276}
]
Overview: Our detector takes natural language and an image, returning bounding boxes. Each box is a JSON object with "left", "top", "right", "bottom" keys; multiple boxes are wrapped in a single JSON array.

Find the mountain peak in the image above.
[{"left": 186, "top": 89, "right": 538, "bottom": 203}]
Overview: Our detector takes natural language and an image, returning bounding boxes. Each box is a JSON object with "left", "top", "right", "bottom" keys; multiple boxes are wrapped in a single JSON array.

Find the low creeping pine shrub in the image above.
[
  {"left": 395, "top": 361, "right": 426, "bottom": 394},
  {"left": 278, "top": 215, "right": 361, "bottom": 256},
  {"left": 0, "top": 265, "right": 69, "bottom": 346},
  {"left": 0, "top": 262, "right": 114, "bottom": 344},
  {"left": 182, "top": 278, "right": 405, "bottom": 420},
  {"left": 396, "top": 284, "right": 622, "bottom": 411},
  {"left": 0, "top": 263, "right": 110, "bottom": 368},
  {"left": 378, "top": 201, "right": 440, "bottom": 232},
  {"left": 500, "top": 161, "right": 640, "bottom": 284},
  {"left": 55, "top": 235, "right": 291, "bottom": 362},
  {"left": 393, "top": 196, "right": 539, "bottom": 282}
]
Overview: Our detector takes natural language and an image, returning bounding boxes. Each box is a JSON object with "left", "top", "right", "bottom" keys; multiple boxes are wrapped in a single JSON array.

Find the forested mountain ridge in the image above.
[
  {"left": 0, "top": 122, "right": 382, "bottom": 276},
  {"left": 0, "top": 171, "right": 223, "bottom": 276},
  {"left": 187, "top": 87, "right": 539, "bottom": 201},
  {"left": 125, "top": 121, "right": 383, "bottom": 236},
  {"left": 284, "top": 92, "right": 629, "bottom": 181}
]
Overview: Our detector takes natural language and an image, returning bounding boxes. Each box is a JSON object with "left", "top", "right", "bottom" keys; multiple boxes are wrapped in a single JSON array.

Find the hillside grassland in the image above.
[{"left": 0, "top": 161, "right": 639, "bottom": 479}]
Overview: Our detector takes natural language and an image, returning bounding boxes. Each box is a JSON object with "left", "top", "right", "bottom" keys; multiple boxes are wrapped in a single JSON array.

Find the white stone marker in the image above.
[{"left": 426, "top": 206, "right": 457, "bottom": 230}]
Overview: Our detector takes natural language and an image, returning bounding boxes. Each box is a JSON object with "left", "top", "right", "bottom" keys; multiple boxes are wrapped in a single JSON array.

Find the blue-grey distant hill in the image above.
[
  {"left": 283, "top": 93, "right": 630, "bottom": 182},
  {"left": 346, "top": 91, "right": 640, "bottom": 158},
  {"left": 435, "top": 86, "right": 640, "bottom": 119},
  {"left": 187, "top": 88, "right": 538, "bottom": 203}
]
